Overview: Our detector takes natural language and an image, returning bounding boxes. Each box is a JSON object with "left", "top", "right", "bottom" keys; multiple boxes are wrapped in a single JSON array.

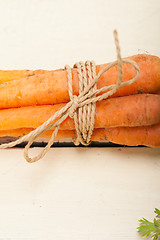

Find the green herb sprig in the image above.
[{"left": 138, "top": 208, "right": 160, "bottom": 240}]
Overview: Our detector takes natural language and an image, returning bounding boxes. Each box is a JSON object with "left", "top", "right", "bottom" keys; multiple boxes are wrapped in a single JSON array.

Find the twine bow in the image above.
[{"left": 0, "top": 30, "right": 140, "bottom": 163}]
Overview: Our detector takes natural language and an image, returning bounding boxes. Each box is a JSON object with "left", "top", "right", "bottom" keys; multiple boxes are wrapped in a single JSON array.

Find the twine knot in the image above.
[
  {"left": 0, "top": 30, "right": 140, "bottom": 163},
  {"left": 69, "top": 95, "right": 79, "bottom": 118}
]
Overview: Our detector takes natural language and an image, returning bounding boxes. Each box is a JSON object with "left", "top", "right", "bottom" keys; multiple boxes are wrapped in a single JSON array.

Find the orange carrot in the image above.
[
  {"left": 0, "top": 124, "right": 159, "bottom": 148},
  {"left": 0, "top": 94, "right": 159, "bottom": 131},
  {"left": 0, "top": 70, "right": 42, "bottom": 83},
  {"left": 103, "top": 124, "right": 160, "bottom": 148},
  {"left": 0, "top": 128, "right": 74, "bottom": 140},
  {"left": 0, "top": 54, "right": 159, "bottom": 109},
  {"left": 0, "top": 69, "right": 64, "bottom": 83}
]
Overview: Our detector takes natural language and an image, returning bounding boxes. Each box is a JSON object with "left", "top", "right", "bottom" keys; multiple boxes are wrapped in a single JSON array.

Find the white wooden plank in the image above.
[{"left": 0, "top": 148, "right": 160, "bottom": 239}]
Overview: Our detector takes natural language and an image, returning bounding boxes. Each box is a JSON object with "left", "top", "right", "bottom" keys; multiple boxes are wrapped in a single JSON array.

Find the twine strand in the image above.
[{"left": 0, "top": 30, "right": 140, "bottom": 163}]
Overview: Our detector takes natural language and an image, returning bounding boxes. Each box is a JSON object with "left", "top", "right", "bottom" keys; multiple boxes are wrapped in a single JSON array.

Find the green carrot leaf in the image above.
[
  {"left": 138, "top": 209, "right": 160, "bottom": 239},
  {"left": 155, "top": 208, "right": 160, "bottom": 219}
]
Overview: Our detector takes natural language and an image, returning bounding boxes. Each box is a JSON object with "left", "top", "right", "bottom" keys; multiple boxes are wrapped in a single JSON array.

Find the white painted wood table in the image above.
[{"left": 0, "top": 0, "right": 159, "bottom": 239}]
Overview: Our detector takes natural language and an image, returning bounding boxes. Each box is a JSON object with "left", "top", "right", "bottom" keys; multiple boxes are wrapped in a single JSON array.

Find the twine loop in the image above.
[{"left": 0, "top": 30, "right": 140, "bottom": 163}]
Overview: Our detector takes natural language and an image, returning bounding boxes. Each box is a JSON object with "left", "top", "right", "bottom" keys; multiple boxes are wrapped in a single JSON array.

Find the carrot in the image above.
[
  {"left": 0, "top": 54, "right": 159, "bottom": 109},
  {"left": 0, "top": 69, "right": 63, "bottom": 84},
  {"left": 0, "top": 128, "right": 74, "bottom": 140},
  {"left": 0, "top": 70, "right": 40, "bottom": 83},
  {"left": 0, "top": 94, "right": 159, "bottom": 131},
  {"left": 103, "top": 124, "right": 160, "bottom": 148},
  {"left": 0, "top": 124, "right": 159, "bottom": 148}
]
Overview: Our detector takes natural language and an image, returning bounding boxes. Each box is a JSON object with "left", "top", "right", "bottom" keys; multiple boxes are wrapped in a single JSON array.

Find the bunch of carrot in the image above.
[{"left": 0, "top": 54, "right": 160, "bottom": 147}]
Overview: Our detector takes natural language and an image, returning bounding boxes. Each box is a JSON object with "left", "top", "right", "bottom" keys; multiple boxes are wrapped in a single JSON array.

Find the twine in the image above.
[{"left": 0, "top": 30, "right": 140, "bottom": 163}]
